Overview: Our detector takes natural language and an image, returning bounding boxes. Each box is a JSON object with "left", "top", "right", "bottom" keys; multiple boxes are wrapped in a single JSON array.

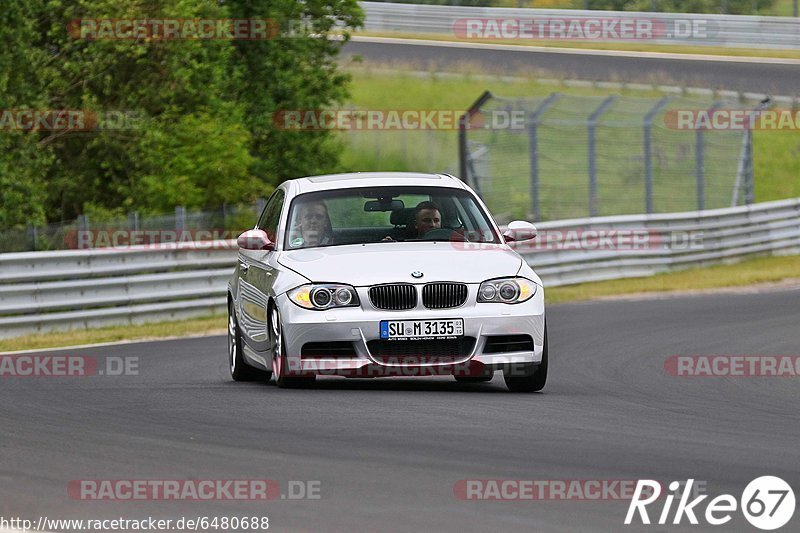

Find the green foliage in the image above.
[{"left": 0, "top": 0, "right": 362, "bottom": 227}]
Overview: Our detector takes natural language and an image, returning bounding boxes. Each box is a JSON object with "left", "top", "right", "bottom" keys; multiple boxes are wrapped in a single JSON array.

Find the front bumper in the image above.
[{"left": 277, "top": 283, "right": 545, "bottom": 377}]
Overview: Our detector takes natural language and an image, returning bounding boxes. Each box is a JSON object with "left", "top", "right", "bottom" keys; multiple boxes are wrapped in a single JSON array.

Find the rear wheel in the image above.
[
  {"left": 228, "top": 301, "right": 269, "bottom": 381},
  {"left": 270, "top": 306, "right": 315, "bottom": 389},
  {"left": 503, "top": 324, "right": 548, "bottom": 393}
]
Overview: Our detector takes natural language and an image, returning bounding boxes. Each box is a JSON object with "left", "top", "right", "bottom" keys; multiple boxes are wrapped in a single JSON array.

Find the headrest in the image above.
[{"left": 390, "top": 208, "right": 416, "bottom": 226}]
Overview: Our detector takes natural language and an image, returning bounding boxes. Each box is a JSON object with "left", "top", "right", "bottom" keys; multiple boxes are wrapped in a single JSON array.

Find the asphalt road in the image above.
[
  {"left": 2, "top": 289, "right": 799, "bottom": 532},
  {"left": 343, "top": 38, "right": 800, "bottom": 95}
]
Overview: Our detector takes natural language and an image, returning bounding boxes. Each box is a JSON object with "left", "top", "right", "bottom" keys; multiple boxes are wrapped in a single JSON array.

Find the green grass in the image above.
[
  {"left": 0, "top": 315, "right": 225, "bottom": 353},
  {"left": 2, "top": 255, "right": 799, "bottom": 351},
  {"left": 341, "top": 67, "right": 800, "bottom": 219},
  {"left": 546, "top": 253, "right": 800, "bottom": 303}
]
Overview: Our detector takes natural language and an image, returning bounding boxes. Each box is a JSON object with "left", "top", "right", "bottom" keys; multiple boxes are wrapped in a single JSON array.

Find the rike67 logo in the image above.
[{"left": 625, "top": 477, "right": 795, "bottom": 530}]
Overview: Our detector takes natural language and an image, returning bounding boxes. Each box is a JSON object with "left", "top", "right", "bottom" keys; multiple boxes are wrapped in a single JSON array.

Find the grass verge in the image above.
[
  {"left": 2, "top": 254, "right": 799, "bottom": 351},
  {"left": 0, "top": 315, "right": 225, "bottom": 353},
  {"left": 545, "top": 253, "right": 800, "bottom": 303}
]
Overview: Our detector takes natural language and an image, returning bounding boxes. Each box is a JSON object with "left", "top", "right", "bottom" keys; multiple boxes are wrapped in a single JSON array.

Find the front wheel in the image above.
[
  {"left": 270, "top": 306, "right": 315, "bottom": 389},
  {"left": 229, "top": 301, "right": 270, "bottom": 382},
  {"left": 503, "top": 324, "right": 548, "bottom": 393}
]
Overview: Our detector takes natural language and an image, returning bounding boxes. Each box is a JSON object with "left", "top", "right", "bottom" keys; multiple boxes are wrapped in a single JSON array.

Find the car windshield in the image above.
[{"left": 283, "top": 186, "right": 500, "bottom": 250}]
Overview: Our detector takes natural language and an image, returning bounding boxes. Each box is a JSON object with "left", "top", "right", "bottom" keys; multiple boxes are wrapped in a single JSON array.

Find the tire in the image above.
[
  {"left": 228, "top": 301, "right": 270, "bottom": 382},
  {"left": 503, "top": 323, "right": 548, "bottom": 393},
  {"left": 454, "top": 375, "right": 493, "bottom": 383},
  {"left": 270, "top": 306, "right": 315, "bottom": 389}
]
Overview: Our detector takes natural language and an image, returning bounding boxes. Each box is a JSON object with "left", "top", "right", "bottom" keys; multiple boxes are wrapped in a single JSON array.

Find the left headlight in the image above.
[
  {"left": 288, "top": 284, "right": 360, "bottom": 310},
  {"left": 477, "top": 277, "right": 537, "bottom": 304}
]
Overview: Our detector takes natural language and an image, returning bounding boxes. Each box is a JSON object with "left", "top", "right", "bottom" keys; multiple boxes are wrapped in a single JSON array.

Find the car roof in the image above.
[{"left": 287, "top": 172, "right": 466, "bottom": 195}]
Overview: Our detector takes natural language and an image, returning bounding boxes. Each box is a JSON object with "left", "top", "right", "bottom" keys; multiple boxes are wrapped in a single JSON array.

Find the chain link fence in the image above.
[
  {"left": 459, "top": 91, "right": 758, "bottom": 223},
  {"left": 0, "top": 201, "right": 266, "bottom": 254}
]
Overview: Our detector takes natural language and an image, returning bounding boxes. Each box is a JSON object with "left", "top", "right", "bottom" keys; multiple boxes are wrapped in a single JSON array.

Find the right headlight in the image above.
[
  {"left": 477, "top": 277, "right": 537, "bottom": 304},
  {"left": 288, "top": 284, "right": 360, "bottom": 310}
]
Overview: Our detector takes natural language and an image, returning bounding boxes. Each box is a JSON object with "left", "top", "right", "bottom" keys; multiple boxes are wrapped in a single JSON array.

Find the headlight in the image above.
[
  {"left": 289, "top": 284, "right": 360, "bottom": 310},
  {"left": 477, "top": 277, "right": 537, "bottom": 304}
]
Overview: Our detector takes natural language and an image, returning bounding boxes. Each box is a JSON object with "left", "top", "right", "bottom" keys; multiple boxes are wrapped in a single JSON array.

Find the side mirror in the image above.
[
  {"left": 503, "top": 221, "right": 537, "bottom": 243},
  {"left": 237, "top": 229, "right": 274, "bottom": 251}
]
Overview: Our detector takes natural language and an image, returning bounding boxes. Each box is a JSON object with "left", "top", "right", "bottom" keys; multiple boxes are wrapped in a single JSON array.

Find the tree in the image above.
[{"left": 0, "top": 0, "right": 363, "bottom": 226}]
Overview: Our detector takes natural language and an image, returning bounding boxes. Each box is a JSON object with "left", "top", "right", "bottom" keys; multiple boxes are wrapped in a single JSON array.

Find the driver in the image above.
[
  {"left": 290, "top": 200, "right": 333, "bottom": 248},
  {"left": 411, "top": 201, "right": 441, "bottom": 237},
  {"left": 383, "top": 201, "right": 442, "bottom": 241}
]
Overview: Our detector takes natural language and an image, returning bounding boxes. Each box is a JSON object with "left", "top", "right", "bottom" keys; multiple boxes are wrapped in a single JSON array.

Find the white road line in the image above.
[{"left": 351, "top": 35, "right": 800, "bottom": 65}]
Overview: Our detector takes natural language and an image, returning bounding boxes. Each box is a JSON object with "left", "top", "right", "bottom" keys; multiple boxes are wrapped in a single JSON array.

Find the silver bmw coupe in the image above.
[{"left": 228, "top": 172, "right": 547, "bottom": 392}]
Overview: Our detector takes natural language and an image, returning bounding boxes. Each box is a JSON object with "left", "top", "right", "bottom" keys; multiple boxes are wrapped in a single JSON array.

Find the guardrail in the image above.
[
  {"left": 360, "top": 1, "right": 800, "bottom": 49},
  {"left": 1, "top": 197, "right": 799, "bottom": 339}
]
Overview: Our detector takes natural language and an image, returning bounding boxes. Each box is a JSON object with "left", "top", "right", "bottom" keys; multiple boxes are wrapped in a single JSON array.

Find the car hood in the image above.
[{"left": 277, "top": 242, "right": 524, "bottom": 286}]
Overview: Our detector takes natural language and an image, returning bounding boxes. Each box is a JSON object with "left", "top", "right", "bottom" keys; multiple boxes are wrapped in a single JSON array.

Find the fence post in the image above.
[
  {"left": 527, "top": 93, "right": 561, "bottom": 221},
  {"left": 459, "top": 90, "right": 493, "bottom": 192},
  {"left": 175, "top": 205, "right": 186, "bottom": 231},
  {"left": 588, "top": 95, "right": 617, "bottom": 217},
  {"left": 26, "top": 224, "right": 38, "bottom": 251},
  {"left": 696, "top": 101, "right": 723, "bottom": 211},
  {"left": 458, "top": 118, "right": 468, "bottom": 186},
  {"left": 643, "top": 97, "right": 671, "bottom": 214},
  {"left": 744, "top": 128, "right": 755, "bottom": 204},
  {"left": 128, "top": 211, "right": 139, "bottom": 232}
]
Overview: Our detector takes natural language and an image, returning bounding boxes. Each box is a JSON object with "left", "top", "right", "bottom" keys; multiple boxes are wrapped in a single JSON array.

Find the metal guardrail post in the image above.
[
  {"left": 527, "top": 93, "right": 561, "bottom": 221},
  {"left": 643, "top": 97, "right": 671, "bottom": 214},
  {"left": 588, "top": 95, "right": 617, "bottom": 218}
]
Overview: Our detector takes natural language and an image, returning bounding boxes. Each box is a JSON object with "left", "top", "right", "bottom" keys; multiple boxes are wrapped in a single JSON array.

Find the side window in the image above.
[{"left": 257, "top": 189, "right": 285, "bottom": 243}]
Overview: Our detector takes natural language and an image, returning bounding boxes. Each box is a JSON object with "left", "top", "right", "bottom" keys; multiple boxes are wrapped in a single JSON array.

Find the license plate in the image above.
[{"left": 380, "top": 319, "right": 464, "bottom": 340}]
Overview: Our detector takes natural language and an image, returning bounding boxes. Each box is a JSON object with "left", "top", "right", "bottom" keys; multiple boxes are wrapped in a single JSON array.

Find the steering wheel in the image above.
[{"left": 420, "top": 228, "right": 467, "bottom": 242}]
